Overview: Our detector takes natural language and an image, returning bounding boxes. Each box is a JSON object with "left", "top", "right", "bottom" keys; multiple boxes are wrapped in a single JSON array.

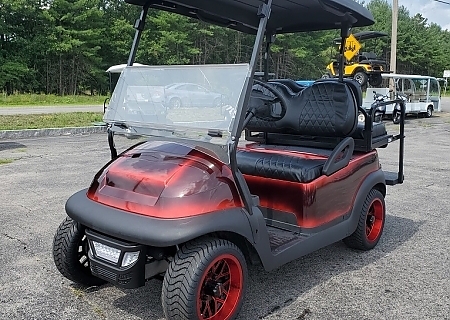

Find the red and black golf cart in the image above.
[{"left": 52, "top": 1, "right": 406, "bottom": 319}]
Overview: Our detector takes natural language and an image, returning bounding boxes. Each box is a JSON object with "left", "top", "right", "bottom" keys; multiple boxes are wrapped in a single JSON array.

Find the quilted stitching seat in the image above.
[
  {"left": 237, "top": 150, "right": 326, "bottom": 183},
  {"left": 246, "top": 81, "right": 358, "bottom": 137},
  {"left": 239, "top": 81, "right": 357, "bottom": 182}
]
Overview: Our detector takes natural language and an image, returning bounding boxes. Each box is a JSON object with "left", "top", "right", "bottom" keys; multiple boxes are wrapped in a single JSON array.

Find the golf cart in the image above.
[
  {"left": 384, "top": 74, "right": 441, "bottom": 118},
  {"left": 52, "top": 1, "right": 406, "bottom": 319},
  {"left": 325, "top": 31, "right": 389, "bottom": 87}
]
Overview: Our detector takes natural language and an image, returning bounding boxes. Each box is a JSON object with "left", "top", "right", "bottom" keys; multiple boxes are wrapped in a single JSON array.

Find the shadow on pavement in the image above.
[{"left": 102, "top": 214, "right": 421, "bottom": 320}]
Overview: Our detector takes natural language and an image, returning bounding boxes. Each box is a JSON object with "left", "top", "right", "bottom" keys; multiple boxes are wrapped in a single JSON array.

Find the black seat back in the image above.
[
  {"left": 246, "top": 81, "right": 358, "bottom": 138},
  {"left": 269, "top": 79, "right": 306, "bottom": 94},
  {"left": 316, "top": 78, "right": 362, "bottom": 107}
]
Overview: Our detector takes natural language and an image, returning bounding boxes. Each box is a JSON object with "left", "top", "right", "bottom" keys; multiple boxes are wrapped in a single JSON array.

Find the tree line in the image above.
[{"left": 1, "top": 0, "right": 449, "bottom": 95}]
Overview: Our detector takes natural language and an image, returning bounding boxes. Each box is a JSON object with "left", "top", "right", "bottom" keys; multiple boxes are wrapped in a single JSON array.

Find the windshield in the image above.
[{"left": 104, "top": 64, "right": 249, "bottom": 145}]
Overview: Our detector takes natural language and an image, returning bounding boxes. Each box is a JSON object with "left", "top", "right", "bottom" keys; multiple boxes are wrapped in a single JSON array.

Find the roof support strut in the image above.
[{"left": 127, "top": 5, "right": 149, "bottom": 66}]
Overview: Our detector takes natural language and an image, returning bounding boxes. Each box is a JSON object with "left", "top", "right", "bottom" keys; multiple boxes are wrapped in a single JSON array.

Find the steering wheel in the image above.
[{"left": 250, "top": 79, "right": 288, "bottom": 121}]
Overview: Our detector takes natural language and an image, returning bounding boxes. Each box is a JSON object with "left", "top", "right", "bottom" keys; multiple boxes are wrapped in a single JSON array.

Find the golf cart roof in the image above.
[
  {"left": 351, "top": 31, "right": 388, "bottom": 41},
  {"left": 381, "top": 74, "right": 438, "bottom": 80},
  {"left": 106, "top": 63, "right": 146, "bottom": 73},
  {"left": 333, "top": 30, "right": 388, "bottom": 43},
  {"left": 124, "top": 0, "right": 374, "bottom": 34}
]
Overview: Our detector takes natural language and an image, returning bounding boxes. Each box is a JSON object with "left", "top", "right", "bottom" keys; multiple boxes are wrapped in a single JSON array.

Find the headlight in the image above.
[
  {"left": 122, "top": 251, "right": 140, "bottom": 268},
  {"left": 92, "top": 241, "right": 121, "bottom": 264}
]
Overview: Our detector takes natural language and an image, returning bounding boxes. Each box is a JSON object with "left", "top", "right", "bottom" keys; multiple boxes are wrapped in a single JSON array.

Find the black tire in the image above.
[
  {"left": 426, "top": 106, "right": 433, "bottom": 118},
  {"left": 369, "top": 74, "right": 383, "bottom": 87},
  {"left": 170, "top": 97, "right": 182, "bottom": 109},
  {"left": 321, "top": 73, "right": 331, "bottom": 79},
  {"left": 353, "top": 71, "right": 368, "bottom": 86},
  {"left": 392, "top": 110, "right": 401, "bottom": 124},
  {"left": 344, "top": 189, "right": 385, "bottom": 250},
  {"left": 53, "top": 217, "right": 106, "bottom": 286},
  {"left": 162, "top": 237, "right": 247, "bottom": 320}
]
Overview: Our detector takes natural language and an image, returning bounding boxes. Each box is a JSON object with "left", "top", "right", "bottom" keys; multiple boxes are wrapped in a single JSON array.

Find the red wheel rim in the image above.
[
  {"left": 366, "top": 198, "right": 384, "bottom": 241},
  {"left": 197, "top": 254, "right": 243, "bottom": 320}
]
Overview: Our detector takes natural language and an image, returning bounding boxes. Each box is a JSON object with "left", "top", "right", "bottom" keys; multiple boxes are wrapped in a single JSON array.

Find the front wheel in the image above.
[
  {"left": 52, "top": 217, "right": 106, "bottom": 286},
  {"left": 426, "top": 106, "right": 433, "bottom": 118},
  {"left": 344, "top": 189, "right": 385, "bottom": 250},
  {"left": 162, "top": 237, "right": 247, "bottom": 320},
  {"left": 353, "top": 71, "right": 368, "bottom": 86},
  {"left": 169, "top": 97, "right": 182, "bottom": 109}
]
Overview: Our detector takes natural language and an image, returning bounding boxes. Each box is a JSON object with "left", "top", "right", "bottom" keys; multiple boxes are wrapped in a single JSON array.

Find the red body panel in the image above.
[
  {"left": 88, "top": 140, "right": 379, "bottom": 229},
  {"left": 240, "top": 143, "right": 380, "bottom": 229},
  {"left": 87, "top": 141, "right": 242, "bottom": 218}
]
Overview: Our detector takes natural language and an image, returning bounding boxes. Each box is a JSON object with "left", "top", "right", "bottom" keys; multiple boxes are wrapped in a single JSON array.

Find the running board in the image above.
[{"left": 267, "top": 225, "right": 309, "bottom": 253}]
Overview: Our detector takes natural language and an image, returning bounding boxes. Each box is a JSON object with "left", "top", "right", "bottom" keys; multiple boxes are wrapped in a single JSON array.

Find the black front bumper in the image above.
[
  {"left": 85, "top": 229, "right": 146, "bottom": 288},
  {"left": 65, "top": 189, "right": 255, "bottom": 247}
]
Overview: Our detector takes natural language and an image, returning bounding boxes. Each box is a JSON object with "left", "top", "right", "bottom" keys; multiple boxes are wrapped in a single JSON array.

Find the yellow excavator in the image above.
[{"left": 324, "top": 31, "right": 389, "bottom": 87}]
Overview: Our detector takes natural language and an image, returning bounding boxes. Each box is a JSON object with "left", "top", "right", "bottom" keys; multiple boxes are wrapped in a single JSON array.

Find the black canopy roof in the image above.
[
  {"left": 125, "top": 0, "right": 374, "bottom": 34},
  {"left": 333, "top": 30, "right": 388, "bottom": 42}
]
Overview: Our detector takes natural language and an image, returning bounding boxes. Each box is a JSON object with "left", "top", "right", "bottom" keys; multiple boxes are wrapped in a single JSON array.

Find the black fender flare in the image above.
[
  {"left": 65, "top": 189, "right": 256, "bottom": 247},
  {"left": 347, "top": 169, "right": 386, "bottom": 235}
]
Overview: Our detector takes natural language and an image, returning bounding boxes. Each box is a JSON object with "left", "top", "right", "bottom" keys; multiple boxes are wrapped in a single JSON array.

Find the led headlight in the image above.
[
  {"left": 122, "top": 251, "right": 140, "bottom": 268},
  {"left": 92, "top": 241, "right": 121, "bottom": 264}
]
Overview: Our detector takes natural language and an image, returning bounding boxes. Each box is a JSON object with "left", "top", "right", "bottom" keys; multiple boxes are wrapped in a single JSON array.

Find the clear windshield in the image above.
[{"left": 104, "top": 64, "right": 249, "bottom": 145}]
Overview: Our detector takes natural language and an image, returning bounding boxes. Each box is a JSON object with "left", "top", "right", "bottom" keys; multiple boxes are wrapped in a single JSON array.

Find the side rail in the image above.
[{"left": 359, "top": 98, "right": 405, "bottom": 185}]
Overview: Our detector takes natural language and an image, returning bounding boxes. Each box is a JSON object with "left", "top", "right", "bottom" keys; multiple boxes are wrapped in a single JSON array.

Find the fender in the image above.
[{"left": 66, "top": 189, "right": 256, "bottom": 247}]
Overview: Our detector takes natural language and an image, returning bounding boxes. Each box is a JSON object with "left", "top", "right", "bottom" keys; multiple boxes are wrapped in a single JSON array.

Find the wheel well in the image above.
[
  {"left": 428, "top": 104, "right": 433, "bottom": 110},
  {"left": 352, "top": 67, "right": 366, "bottom": 75},
  {"left": 194, "top": 231, "right": 261, "bottom": 266},
  {"left": 373, "top": 183, "right": 386, "bottom": 198}
]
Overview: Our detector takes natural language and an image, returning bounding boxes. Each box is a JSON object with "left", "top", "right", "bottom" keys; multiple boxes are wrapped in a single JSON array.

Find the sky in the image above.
[{"left": 389, "top": 0, "right": 450, "bottom": 30}]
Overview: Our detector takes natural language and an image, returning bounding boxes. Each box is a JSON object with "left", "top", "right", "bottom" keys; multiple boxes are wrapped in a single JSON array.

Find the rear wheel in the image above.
[
  {"left": 353, "top": 71, "right": 368, "bottom": 86},
  {"left": 392, "top": 110, "right": 401, "bottom": 124},
  {"left": 52, "top": 217, "right": 106, "bottom": 286},
  {"left": 369, "top": 74, "right": 383, "bottom": 87},
  {"left": 344, "top": 189, "right": 385, "bottom": 250},
  {"left": 426, "top": 106, "right": 433, "bottom": 118},
  {"left": 162, "top": 237, "right": 247, "bottom": 320}
]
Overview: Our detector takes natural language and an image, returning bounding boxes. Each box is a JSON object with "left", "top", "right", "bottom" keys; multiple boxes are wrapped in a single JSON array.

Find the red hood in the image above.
[{"left": 87, "top": 141, "right": 241, "bottom": 218}]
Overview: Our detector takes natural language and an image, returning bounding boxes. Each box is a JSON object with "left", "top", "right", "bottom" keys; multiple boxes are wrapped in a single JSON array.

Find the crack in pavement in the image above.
[{"left": 2, "top": 233, "right": 28, "bottom": 249}]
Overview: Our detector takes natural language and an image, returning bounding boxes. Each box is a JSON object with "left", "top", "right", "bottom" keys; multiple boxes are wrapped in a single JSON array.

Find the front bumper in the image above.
[
  {"left": 86, "top": 229, "right": 146, "bottom": 288},
  {"left": 65, "top": 189, "right": 254, "bottom": 247}
]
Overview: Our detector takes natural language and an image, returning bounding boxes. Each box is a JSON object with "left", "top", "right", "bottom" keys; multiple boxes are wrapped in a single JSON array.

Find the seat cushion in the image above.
[
  {"left": 352, "top": 121, "right": 387, "bottom": 139},
  {"left": 237, "top": 150, "right": 326, "bottom": 183}
]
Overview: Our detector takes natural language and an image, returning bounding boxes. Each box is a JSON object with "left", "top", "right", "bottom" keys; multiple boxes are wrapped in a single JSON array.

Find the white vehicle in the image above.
[{"left": 363, "top": 74, "right": 441, "bottom": 118}]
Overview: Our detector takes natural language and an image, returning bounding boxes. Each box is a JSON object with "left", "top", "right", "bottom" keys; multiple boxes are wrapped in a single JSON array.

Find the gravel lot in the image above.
[{"left": 0, "top": 111, "right": 449, "bottom": 320}]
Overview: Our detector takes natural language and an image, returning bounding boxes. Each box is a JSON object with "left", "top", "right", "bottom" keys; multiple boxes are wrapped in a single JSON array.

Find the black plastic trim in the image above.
[
  {"left": 322, "top": 137, "right": 354, "bottom": 176},
  {"left": 66, "top": 189, "right": 255, "bottom": 247}
]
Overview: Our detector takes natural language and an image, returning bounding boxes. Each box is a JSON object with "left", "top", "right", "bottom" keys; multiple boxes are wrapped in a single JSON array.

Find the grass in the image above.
[
  {"left": 0, "top": 94, "right": 107, "bottom": 107},
  {"left": 0, "top": 159, "right": 13, "bottom": 165},
  {"left": 0, "top": 112, "right": 104, "bottom": 130}
]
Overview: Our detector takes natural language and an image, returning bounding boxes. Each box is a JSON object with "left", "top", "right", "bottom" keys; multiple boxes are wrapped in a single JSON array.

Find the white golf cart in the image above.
[{"left": 363, "top": 74, "right": 441, "bottom": 120}]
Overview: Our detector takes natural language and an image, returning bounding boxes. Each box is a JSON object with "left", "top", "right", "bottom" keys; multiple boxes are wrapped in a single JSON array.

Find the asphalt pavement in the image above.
[{"left": 0, "top": 111, "right": 449, "bottom": 319}]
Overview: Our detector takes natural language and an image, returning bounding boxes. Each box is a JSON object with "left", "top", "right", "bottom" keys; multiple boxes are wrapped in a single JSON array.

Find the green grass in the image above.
[
  {"left": 0, "top": 159, "right": 13, "bottom": 165},
  {"left": 0, "top": 112, "right": 104, "bottom": 130},
  {"left": 0, "top": 94, "right": 107, "bottom": 107}
]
